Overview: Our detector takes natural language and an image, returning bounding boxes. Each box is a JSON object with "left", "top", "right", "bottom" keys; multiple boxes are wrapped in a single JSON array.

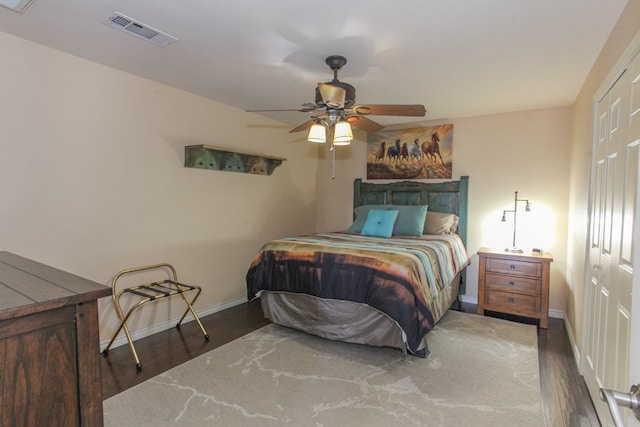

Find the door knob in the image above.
[
  {"left": 592, "top": 264, "right": 602, "bottom": 269},
  {"left": 599, "top": 384, "right": 640, "bottom": 426}
]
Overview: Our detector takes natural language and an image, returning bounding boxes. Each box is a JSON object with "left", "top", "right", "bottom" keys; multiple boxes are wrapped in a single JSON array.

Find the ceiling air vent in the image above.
[
  {"left": 0, "top": 0, "right": 35, "bottom": 13},
  {"left": 107, "top": 12, "right": 178, "bottom": 47}
]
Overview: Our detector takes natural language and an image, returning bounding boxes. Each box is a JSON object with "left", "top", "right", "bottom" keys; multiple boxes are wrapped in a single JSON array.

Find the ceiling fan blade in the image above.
[
  {"left": 352, "top": 104, "right": 426, "bottom": 117},
  {"left": 346, "top": 115, "right": 385, "bottom": 133},
  {"left": 318, "top": 83, "right": 346, "bottom": 109},
  {"left": 289, "top": 119, "right": 316, "bottom": 133},
  {"left": 246, "top": 106, "right": 317, "bottom": 113}
]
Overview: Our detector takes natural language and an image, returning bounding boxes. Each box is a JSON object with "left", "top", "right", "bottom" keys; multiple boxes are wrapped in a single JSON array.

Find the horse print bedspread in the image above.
[{"left": 246, "top": 232, "right": 469, "bottom": 356}]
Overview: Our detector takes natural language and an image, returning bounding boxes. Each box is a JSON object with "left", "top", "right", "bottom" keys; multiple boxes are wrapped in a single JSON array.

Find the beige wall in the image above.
[
  {"left": 0, "top": 31, "right": 318, "bottom": 343},
  {"left": 4, "top": 0, "right": 639, "bottom": 353},
  {"left": 566, "top": 0, "right": 640, "bottom": 357},
  {"left": 315, "top": 107, "right": 573, "bottom": 314}
]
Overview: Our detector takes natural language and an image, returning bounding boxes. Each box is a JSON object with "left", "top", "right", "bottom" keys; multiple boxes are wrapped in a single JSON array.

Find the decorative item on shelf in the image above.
[
  {"left": 184, "top": 145, "right": 285, "bottom": 175},
  {"left": 501, "top": 190, "right": 531, "bottom": 253}
]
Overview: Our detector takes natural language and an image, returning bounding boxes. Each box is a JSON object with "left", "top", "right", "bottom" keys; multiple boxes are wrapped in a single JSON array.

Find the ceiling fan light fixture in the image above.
[
  {"left": 307, "top": 121, "right": 326, "bottom": 143},
  {"left": 332, "top": 119, "right": 353, "bottom": 145}
]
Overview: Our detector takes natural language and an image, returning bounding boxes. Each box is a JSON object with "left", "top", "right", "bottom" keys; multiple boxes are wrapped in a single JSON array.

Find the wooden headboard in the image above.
[{"left": 353, "top": 176, "right": 469, "bottom": 246}]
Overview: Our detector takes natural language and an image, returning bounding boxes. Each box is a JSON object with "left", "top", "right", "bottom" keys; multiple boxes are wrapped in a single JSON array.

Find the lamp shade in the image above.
[
  {"left": 307, "top": 122, "right": 326, "bottom": 143},
  {"left": 333, "top": 119, "right": 353, "bottom": 145}
]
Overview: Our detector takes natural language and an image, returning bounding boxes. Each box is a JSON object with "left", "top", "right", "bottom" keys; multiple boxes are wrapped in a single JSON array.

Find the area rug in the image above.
[{"left": 103, "top": 310, "right": 541, "bottom": 426}]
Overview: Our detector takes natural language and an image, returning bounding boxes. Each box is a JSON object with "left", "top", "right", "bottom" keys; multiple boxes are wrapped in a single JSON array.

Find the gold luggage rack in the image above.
[{"left": 102, "top": 263, "right": 209, "bottom": 370}]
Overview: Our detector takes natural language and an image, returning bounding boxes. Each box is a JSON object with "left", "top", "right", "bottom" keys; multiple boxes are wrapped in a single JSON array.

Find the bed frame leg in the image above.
[
  {"left": 453, "top": 273, "right": 464, "bottom": 311},
  {"left": 423, "top": 338, "right": 430, "bottom": 358}
]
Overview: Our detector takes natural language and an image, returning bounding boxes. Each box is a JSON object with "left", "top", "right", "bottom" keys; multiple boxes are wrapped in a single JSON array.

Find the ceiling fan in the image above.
[{"left": 247, "top": 55, "right": 427, "bottom": 141}]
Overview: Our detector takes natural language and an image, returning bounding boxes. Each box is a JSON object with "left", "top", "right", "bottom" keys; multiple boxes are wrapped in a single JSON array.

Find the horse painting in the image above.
[
  {"left": 400, "top": 142, "right": 409, "bottom": 163},
  {"left": 409, "top": 139, "right": 423, "bottom": 163},
  {"left": 374, "top": 141, "right": 386, "bottom": 162},
  {"left": 421, "top": 132, "right": 444, "bottom": 165},
  {"left": 366, "top": 123, "right": 453, "bottom": 179},
  {"left": 387, "top": 139, "right": 401, "bottom": 163}
]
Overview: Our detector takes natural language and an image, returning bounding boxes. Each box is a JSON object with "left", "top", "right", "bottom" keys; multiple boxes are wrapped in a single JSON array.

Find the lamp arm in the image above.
[
  {"left": 512, "top": 205, "right": 517, "bottom": 248},
  {"left": 501, "top": 190, "right": 533, "bottom": 252},
  {"left": 509, "top": 192, "right": 514, "bottom": 248}
]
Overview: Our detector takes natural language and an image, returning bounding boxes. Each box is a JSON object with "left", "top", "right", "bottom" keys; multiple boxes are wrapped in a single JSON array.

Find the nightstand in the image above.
[{"left": 477, "top": 247, "right": 553, "bottom": 328}]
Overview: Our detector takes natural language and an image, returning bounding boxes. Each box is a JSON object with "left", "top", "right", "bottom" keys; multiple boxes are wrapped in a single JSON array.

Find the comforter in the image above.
[{"left": 246, "top": 232, "right": 469, "bottom": 355}]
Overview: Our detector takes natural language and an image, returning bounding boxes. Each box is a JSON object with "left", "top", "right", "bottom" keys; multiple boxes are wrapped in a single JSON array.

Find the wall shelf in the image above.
[{"left": 184, "top": 145, "right": 285, "bottom": 175}]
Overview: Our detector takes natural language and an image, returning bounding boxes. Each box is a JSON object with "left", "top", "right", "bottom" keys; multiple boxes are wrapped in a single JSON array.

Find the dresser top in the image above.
[
  {"left": 0, "top": 251, "right": 111, "bottom": 321},
  {"left": 477, "top": 247, "right": 553, "bottom": 262}
]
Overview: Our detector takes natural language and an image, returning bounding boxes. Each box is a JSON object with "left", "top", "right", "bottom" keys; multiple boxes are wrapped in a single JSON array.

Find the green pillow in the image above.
[
  {"left": 348, "top": 204, "right": 392, "bottom": 233},
  {"left": 361, "top": 209, "right": 399, "bottom": 238},
  {"left": 391, "top": 205, "right": 428, "bottom": 237}
]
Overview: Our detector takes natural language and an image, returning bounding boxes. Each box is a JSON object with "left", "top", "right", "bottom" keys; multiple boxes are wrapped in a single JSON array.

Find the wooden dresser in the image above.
[
  {"left": 477, "top": 247, "right": 552, "bottom": 328},
  {"left": 0, "top": 251, "right": 111, "bottom": 426}
]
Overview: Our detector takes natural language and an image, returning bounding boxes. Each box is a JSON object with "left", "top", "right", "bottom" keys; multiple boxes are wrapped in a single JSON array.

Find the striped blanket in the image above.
[{"left": 246, "top": 232, "right": 469, "bottom": 356}]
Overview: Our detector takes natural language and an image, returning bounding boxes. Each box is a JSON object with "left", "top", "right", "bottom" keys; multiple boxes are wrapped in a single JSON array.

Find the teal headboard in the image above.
[
  {"left": 353, "top": 177, "right": 470, "bottom": 292},
  {"left": 353, "top": 177, "right": 469, "bottom": 245}
]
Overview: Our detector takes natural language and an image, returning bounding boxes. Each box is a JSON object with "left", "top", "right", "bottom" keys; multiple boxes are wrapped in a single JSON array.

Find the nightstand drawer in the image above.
[
  {"left": 485, "top": 273, "right": 540, "bottom": 295},
  {"left": 484, "top": 290, "right": 540, "bottom": 316},
  {"left": 485, "top": 258, "right": 541, "bottom": 278}
]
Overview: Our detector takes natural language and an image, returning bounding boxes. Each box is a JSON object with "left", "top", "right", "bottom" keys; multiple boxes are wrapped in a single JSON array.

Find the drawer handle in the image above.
[
  {"left": 509, "top": 281, "right": 515, "bottom": 286},
  {"left": 510, "top": 265, "right": 516, "bottom": 269},
  {"left": 508, "top": 297, "right": 515, "bottom": 303}
]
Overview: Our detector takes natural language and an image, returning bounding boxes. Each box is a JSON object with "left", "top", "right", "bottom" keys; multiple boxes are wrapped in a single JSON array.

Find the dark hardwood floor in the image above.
[
  {"left": 101, "top": 300, "right": 601, "bottom": 426},
  {"left": 100, "top": 301, "right": 270, "bottom": 399},
  {"left": 480, "top": 306, "right": 601, "bottom": 426}
]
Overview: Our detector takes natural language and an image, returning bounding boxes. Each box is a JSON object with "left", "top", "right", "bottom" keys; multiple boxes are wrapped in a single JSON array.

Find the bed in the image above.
[{"left": 246, "top": 177, "right": 470, "bottom": 357}]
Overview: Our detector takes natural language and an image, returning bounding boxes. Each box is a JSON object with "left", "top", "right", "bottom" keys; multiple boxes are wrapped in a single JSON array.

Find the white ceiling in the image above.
[{"left": 0, "top": 0, "right": 628, "bottom": 129}]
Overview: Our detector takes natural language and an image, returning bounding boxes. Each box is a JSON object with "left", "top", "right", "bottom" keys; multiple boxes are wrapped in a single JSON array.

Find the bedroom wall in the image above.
[
  {"left": 566, "top": 0, "right": 640, "bottom": 359},
  {"left": 0, "top": 31, "right": 318, "bottom": 344},
  {"left": 315, "top": 106, "right": 573, "bottom": 316}
]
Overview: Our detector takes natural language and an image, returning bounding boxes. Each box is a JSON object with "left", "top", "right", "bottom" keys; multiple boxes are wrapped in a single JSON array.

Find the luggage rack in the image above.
[{"left": 102, "top": 263, "right": 209, "bottom": 370}]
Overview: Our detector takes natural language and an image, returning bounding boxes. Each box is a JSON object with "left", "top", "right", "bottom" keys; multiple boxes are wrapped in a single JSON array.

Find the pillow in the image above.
[
  {"left": 348, "top": 204, "right": 393, "bottom": 233},
  {"left": 424, "top": 211, "right": 460, "bottom": 235},
  {"left": 391, "top": 205, "right": 428, "bottom": 237},
  {"left": 361, "top": 209, "right": 399, "bottom": 238}
]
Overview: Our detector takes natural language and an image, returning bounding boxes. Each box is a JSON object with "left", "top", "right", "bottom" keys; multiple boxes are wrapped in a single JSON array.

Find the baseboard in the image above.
[
  {"left": 564, "top": 315, "right": 582, "bottom": 369},
  {"left": 459, "top": 294, "right": 477, "bottom": 305},
  {"left": 100, "top": 296, "right": 248, "bottom": 351},
  {"left": 548, "top": 309, "right": 564, "bottom": 319}
]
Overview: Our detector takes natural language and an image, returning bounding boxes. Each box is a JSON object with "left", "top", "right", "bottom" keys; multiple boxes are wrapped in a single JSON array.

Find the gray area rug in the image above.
[{"left": 104, "top": 310, "right": 541, "bottom": 426}]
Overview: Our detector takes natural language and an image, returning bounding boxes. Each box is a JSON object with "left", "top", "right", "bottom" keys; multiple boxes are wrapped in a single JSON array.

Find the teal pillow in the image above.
[
  {"left": 348, "top": 204, "right": 393, "bottom": 233},
  {"left": 361, "top": 209, "right": 399, "bottom": 238},
  {"left": 392, "top": 205, "right": 428, "bottom": 237}
]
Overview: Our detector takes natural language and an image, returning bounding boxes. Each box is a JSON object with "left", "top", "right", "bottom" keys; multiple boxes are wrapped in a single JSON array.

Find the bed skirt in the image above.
[{"left": 258, "top": 272, "right": 461, "bottom": 357}]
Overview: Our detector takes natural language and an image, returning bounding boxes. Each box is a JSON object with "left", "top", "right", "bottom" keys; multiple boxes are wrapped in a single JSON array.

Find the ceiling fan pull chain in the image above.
[{"left": 331, "top": 144, "right": 336, "bottom": 180}]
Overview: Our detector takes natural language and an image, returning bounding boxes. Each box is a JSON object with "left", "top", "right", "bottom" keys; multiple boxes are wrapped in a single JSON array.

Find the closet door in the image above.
[{"left": 584, "top": 50, "right": 639, "bottom": 426}]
